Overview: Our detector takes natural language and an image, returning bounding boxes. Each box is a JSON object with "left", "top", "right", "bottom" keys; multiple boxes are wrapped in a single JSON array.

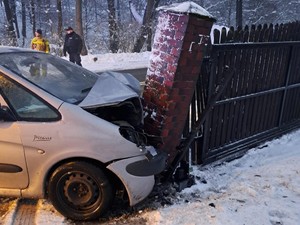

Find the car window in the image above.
[
  {"left": 0, "top": 52, "right": 98, "bottom": 104},
  {"left": 0, "top": 74, "right": 60, "bottom": 121}
]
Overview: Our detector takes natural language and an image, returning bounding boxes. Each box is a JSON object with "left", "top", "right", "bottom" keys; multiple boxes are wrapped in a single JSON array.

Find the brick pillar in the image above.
[{"left": 142, "top": 2, "right": 215, "bottom": 163}]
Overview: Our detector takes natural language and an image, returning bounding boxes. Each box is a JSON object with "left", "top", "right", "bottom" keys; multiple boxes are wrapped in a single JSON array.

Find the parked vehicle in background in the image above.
[{"left": 0, "top": 47, "right": 166, "bottom": 221}]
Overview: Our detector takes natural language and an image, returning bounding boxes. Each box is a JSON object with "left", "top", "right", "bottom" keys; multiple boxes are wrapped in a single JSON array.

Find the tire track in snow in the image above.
[{"left": 3, "top": 198, "right": 38, "bottom": 225}]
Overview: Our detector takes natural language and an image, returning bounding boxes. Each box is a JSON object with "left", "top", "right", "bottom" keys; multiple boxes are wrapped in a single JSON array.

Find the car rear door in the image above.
[
  {"left": 0, "top": 96, "right": 29, "bottom": 189},
  {"left": 0, "top": 73, "right": 61, "bottom": 190}
]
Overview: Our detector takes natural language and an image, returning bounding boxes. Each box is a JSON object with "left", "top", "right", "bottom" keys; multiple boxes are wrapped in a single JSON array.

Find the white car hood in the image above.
[{"left": 79, "top": 71, "right": 141, "bottom": 108}]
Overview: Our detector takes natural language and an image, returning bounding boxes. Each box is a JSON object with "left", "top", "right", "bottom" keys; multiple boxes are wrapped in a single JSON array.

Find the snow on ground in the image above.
[
  {"left": 9, "top": 127, "right": 299, "bottom": 225},
  {"left": 79, "top": 51, "right": 151, "bottom": 73},
  {"left": 35, "top": 128, "right": 300, "bottom": 225},
  {"left": 143, "top": 129, "right": 300, "bottom": 225}
]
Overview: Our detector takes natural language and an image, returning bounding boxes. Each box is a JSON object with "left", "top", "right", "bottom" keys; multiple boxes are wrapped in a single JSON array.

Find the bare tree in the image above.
[
  {"left": 76, "top": 0, "right": 88, "bottom": 55},
  {"left": 243, "top": 0, "right": 277, "bottom": 25},
  {"left": 21, "top": 0, "right": 27, "bottom": 46},
  {"left": 226, "top": 0, "right": 234, "bottom": 27},
  {"left": 10, "top": 0, "right": 20, "bottom": 38},
  {"left": 0, "top": 0, "right": 298, "bottom": 53},
  {"left": 132, "top": 0, "right": 159, "bottom": 52},
  {"left": 57, "top": 0, "right": 63, "bottom": 37},
  {"left": 107, "top": 0, "right": 119, "bottom": 53},
  {"left": 3, "top": 0, "right": 17, "bottom": 46},
  {"left": 236, "top": 0, "right": 243, "bottom": 27},
  {"left": 44, "top": 1, "right": 51, "bottom": 33},
  {"left": 30, "top": 0, "right": 36, "bottom": 36},
  {"left": 52, "top": 0, "right": 64, "bottom": 55}
]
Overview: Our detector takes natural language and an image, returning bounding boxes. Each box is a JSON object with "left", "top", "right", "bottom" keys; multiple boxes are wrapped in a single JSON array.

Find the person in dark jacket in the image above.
[{"left": 63, "top": 27, "right": 83, "bottom": 66}]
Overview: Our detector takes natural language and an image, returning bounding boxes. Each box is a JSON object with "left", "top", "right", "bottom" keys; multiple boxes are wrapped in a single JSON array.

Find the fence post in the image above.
[
  {"left": 278, "top": 45, "right": 294, "bottom": 125},
  {"left": 142, "top": 2, "right": 216, "bottom": 164}
]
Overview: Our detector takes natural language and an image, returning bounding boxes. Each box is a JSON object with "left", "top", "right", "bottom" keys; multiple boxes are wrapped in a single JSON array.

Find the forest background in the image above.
[{"left": 1, "top": 0, "right": 300, "bottom": 56}]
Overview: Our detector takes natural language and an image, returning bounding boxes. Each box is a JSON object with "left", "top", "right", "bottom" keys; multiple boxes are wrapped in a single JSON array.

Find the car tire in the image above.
[{"left": 48, "top": 161, "right": 114, "bottom": 221}]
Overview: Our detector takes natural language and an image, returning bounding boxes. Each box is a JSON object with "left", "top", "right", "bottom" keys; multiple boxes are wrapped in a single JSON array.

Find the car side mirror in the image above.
[{"left": 0, "top": 105, "right": 16, "bottom": 122}]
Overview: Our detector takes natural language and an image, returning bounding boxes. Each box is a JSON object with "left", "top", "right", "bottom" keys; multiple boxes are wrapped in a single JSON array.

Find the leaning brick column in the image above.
[{"left": 142, "top": 2, "right": 215, "bottom": 163}]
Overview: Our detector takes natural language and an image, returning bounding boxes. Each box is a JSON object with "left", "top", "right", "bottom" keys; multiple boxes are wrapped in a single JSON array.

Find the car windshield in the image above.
[{"left": 0, "top": 52, "right": 98, "bottom": 104}]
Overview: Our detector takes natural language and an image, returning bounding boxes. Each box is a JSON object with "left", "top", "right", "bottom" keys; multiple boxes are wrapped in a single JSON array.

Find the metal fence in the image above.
[{"left": 184, "top": 22, "right": 300, "bottom": 165}]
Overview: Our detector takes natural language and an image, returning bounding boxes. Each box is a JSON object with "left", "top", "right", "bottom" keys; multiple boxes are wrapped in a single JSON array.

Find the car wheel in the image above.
[{"left": 48, "top": 161, "right": 114, "bottom": 221}]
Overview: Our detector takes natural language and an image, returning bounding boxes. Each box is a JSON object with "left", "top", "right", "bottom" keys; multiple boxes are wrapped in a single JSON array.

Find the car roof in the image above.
[{"left": 0, "top": 46, "right": 36, "bottom": 54}]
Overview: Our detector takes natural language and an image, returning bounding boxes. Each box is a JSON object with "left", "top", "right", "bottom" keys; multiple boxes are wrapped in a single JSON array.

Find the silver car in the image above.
[{"left": 0, "top": 47, "right": 166, "bottom": 221}]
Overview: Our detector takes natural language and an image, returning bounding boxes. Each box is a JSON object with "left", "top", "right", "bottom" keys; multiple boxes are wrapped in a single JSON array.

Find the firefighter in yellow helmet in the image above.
[
  {"left": 31, "top": 29, "right": 50, "bottom": 53},
  {"left": 30, "top": 29, "right": 50, "bottom": 76}
]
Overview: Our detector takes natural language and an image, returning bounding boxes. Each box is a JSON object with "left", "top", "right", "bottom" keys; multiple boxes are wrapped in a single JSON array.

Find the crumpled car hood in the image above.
[{"left": 79, "top": 71, "right": 141, "bottom": 108}]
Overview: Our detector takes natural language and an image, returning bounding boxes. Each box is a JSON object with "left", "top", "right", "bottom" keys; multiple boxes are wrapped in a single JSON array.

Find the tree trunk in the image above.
[
  {"left": 76, "top": 0, "right": 88, "bottom": 55},
  {"left": 107, "top": 0, "right": 119, "bottom": 53},
  {"left": 57, "top": 0, "right": 63, "bottom": 38},
  {"left": 30, "top": 0, "right": 36, "bottom": 36},
  {"left": 21, "top": 0, "right": 26, "bottom": 46},
  {"left": 56, "top": 0, "right": 64, "bottom": 55},
  {"left": 236, "top": 0, "right": 243, "bottom": 28},
  {"left": 45, "top": 1, "right": 51, "bottom": 34},
  {"left": 146, "top": 26, "right": 152, "bottom": 51},
  {"left": 83, "top": 0, "right": 89, "bottom": 48},
  {"left": 3, "top": 0, "right": 17, "bottom": 46},
  {"left": 133, "top": 0, "right": 159, "bottom": 53},
  {"left": 10, "top": 0, "right": 20, "bottom": 38},
  {"left": 227, "top": 0, "right": 233, "bottom": 27}
]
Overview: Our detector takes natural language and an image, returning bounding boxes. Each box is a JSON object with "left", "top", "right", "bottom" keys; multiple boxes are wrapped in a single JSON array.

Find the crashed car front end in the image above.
[
  {"left": 79, "top": 71, "right": 167, "bottom": 175},
  {"left": 77, "top": 71, "right": 167, "bottom": 205}
]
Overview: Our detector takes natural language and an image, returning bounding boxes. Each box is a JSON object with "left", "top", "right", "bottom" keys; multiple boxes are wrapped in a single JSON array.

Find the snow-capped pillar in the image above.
[{"left": 142, "top": 2, "right": 216, "bottom": 163}]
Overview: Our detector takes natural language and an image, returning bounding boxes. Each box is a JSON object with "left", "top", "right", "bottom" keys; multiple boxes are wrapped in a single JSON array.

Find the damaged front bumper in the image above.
[
  {"left": 126, "top": 146, "right": 167, "bottom": 176},
  {"left": 106, "top": 147, "right": 167, "bottom": 206},
  {"left": 118, "top": 125, "right": 167, "bottom": 176}
]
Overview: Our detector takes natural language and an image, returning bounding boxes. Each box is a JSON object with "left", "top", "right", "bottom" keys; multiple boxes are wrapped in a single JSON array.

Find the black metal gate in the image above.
[{"left": 185, "top": 41, "right": 300, "bottom": 165}]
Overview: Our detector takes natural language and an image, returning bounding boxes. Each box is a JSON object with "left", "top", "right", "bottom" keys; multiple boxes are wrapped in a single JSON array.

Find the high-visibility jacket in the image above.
[{"left": 31, "top": 37, "right": 50, "bottom": 53}]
